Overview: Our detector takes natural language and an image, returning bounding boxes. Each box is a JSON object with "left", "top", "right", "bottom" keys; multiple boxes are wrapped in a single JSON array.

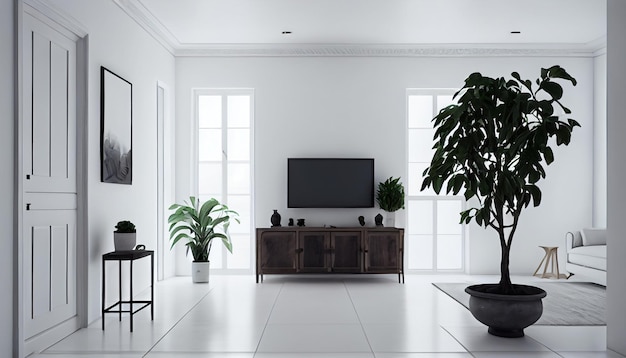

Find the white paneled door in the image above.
[{"left": 22, "top": 11, "right": 80, "bottom": 352}]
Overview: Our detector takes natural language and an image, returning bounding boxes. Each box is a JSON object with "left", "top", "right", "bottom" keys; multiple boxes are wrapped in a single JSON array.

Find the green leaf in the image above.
[
  {"left": 545, "top": 65, "right": 578, "bottom": 86},
  {"left": 544, "top": 147, "right": 554, "bottom": 165},
  {"left": 568, "top": 118, "right": 581, "bottom": 128},
  {"left": 540, "top": 81, "right": 563, "bottom": 100},
  {"left": 526, "top": 185, "right": 542, "bottom": 207},
  {"left": 433, "top": 176, "right": 444, "bottom": 194}
]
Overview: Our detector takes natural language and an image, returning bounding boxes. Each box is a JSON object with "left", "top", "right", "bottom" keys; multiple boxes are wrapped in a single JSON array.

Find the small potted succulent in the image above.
[
  {"left": 114, "top": 220, "right": 136, "bottom": 251},
  {"left": 376, "top": 176, "right": 405, "bottom": 227}
]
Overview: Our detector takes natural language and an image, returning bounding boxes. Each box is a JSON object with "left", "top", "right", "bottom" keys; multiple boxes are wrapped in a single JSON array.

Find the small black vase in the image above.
[
  {"left": 375, "top": 213, "right": 383, "bottom": 227},
  {"left": 271, "top": 210, "right": 281, "bottom": 227}
]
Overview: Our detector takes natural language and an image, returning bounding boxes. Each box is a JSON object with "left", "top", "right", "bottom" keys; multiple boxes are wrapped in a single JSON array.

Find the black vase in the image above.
[
  {"left": 375, "top": 213, "right": 383, "bottom": 226},
  {"left": 358, "top": 216, "right": 365, "bottom": 226},
  {"left": 271, "top": 210, "right": 281, "bottom": 227}
]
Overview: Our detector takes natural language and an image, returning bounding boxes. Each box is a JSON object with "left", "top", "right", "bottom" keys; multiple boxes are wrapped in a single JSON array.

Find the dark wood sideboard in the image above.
[{"left": 256, "top": 227, "right": 404, "bottom": 283}]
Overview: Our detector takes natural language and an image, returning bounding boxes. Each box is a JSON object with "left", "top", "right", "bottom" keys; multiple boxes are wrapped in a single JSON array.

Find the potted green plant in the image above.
[
  {"left": 421, "top": 65, "right": 579, "bottom": 337},
  {"left": 376, "top": 176, "right": 405, "bottom": 227},
  {"left": 168, "top": 196, "right": 239, "bottom": 283},
  {"left": 114, "top": 220, "right": 136, "bottom": 251}
]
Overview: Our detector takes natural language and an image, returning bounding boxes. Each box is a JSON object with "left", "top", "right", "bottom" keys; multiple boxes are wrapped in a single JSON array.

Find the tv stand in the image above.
[{"left": 255, "top": 227, "right": 404, "bottom": 283}]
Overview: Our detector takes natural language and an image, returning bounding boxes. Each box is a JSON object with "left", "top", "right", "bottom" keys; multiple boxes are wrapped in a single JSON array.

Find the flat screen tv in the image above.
[{"left": 288, "top": 158, "right": 374, "bottom": 208}]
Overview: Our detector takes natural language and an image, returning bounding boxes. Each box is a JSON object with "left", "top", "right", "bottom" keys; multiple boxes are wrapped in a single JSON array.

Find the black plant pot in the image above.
[{"left": 465, "top": 284, "right": 546, "bottom": 338}]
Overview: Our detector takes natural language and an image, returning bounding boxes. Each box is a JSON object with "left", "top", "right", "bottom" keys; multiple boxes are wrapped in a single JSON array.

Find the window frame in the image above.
[
  {"left": 405, "top": 88, "right": 467, "bottom": 273},
  {"left": 192, "top": 88, "right": 255, "bottom": 273}
]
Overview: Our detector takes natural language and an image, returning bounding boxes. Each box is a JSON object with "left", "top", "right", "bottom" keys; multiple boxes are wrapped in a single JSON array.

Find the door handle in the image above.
[{"left": 26, "top": 203, "right": 31, "bottom": 211}]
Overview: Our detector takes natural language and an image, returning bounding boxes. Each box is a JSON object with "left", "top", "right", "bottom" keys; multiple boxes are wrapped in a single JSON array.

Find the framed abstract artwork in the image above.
[{"left": 100, "top": 66, "right": 132, "bottom": 184}]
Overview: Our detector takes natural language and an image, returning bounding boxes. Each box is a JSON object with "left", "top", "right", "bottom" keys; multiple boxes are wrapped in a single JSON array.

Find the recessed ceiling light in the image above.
[
  {"left": 511, "top": 31, "right": 521, "bottom": 34},
  {"left": 282, "top": 31, "right": 292, "bottom": 35}
]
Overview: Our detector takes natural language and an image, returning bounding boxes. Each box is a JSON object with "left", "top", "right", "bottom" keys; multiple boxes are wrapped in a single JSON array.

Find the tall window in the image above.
[
  {"left": 195, "top": 89, "right": 254, "bottom": 272},
  {"left": 406, "top": 89, "right": 465, "bottom": 272}
]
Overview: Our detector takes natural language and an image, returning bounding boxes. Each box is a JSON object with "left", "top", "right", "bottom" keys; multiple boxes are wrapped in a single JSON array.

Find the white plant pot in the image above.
[
  {"left": 192, "top": 261, "right": 210, "bottom": 283},
  {"left": 114, "top": 232, "right": 136, "bottom": 251},
  {"left": 385, "top": 211, "right": 396, "bottom": 228}
]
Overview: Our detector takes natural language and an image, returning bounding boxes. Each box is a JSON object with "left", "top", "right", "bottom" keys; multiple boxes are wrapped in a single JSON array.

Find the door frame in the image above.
[
  {"left": 157, "top": 80, "right": 175, "bottom": 280},
  {"left": 15, "top": 1, "right": 89, "bottom": 356}
]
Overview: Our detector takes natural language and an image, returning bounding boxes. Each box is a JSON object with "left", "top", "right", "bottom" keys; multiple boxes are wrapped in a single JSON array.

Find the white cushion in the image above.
[
  {"left": 581, "top": 228, "right": 606, "bottom": 246},
  {"left": 568, "top": 245, "right": 607, "bottom": 271}
]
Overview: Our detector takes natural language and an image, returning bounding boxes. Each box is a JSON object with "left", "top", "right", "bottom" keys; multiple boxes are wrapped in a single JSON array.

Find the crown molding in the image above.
[
  {"left": 113, "top": 0, "right": 177, "bottom": 55},
  {"left": 173, "top": 43, "right": 602, "bottom": 58},
  {"left": 116, "top": 0, "right": 606, "bottom": 58}
]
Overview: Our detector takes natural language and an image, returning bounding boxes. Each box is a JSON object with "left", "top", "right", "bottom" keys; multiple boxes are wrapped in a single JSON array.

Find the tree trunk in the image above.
[{"left": 499, "top": 247, "right": 513, "bottom": 293}]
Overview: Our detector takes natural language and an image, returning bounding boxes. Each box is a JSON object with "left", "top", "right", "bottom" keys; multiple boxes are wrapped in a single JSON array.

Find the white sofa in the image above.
[{"left": 565, "top": 228, "right": 607, "bottom": 286}]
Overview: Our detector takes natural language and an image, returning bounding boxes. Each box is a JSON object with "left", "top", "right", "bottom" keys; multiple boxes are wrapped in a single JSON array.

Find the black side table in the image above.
[{"left": 102, "top": 250, "right": 154, "bottom": 332}]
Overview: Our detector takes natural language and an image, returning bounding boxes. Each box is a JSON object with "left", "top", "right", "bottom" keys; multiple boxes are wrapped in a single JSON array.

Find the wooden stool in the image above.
[{"left": 533, "top": 246, "right": 568, "bottom": 279}]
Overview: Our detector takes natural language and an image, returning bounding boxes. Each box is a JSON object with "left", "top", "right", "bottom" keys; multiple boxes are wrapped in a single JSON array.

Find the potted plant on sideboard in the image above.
[
  {"left": 114, "top": 220, "right": 136, "bottom": 251},
  {"left": 376, "top": 176, "right": 405, "bottom": 227},
  {"left": 421, "top": 66, "right": 579, "bottom": 337},
  {"left": 168, "top": 197, "right": 239, "bottom": 283}
]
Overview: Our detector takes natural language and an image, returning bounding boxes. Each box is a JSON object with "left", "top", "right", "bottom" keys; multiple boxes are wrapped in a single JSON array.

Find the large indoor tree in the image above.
[{"left": 421, "top": 65, "right": 579, "bottom": 294}]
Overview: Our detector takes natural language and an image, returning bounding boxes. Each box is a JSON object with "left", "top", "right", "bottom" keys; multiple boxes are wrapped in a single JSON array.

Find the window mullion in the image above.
[{"left": 221, "top": 95, "right": 228, "bottom": 268}]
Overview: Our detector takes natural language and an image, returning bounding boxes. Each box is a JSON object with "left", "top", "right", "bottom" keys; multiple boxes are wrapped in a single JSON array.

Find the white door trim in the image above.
[{"left": 157, "top": 80, "right": 175, "bottom": 280}]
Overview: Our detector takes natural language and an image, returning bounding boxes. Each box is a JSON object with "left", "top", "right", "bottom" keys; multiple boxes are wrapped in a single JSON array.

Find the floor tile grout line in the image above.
[
  {"left": 439, "top": 325, "right": 476, "bottom": 357},
  {"left": 253, "top": 281, "right": 286, "bottom": 355},
  {"left": 343, "top": 279, "right": 376, "bottom": 357},
  {"left": 140, "top": 283, "right": 218, "bottom": 358}
]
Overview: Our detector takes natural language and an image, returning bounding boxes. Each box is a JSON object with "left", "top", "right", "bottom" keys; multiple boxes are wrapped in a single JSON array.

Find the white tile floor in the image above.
[{"left": 34, "top": 274, "right": 625, "bottom": 358}]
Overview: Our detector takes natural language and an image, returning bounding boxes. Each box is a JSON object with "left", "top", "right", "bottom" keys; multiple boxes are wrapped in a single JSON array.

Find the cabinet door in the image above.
[
  {"left": 258, "top": 231, "right": 297, "bottom": 274},
  {"left": 331, "top": 232, "right": 362, "bottom": 272},
  {"left": 298, "top": 232, "right": 329, "bottom": 272},
  {"left": 365, "top": 231, "right": 400, "bottom": 272}
]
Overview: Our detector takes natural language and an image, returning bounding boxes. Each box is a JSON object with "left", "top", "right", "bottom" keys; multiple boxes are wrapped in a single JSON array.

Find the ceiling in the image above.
[{"left": 116, "top": 0, "right": 607, "bottom": 56}]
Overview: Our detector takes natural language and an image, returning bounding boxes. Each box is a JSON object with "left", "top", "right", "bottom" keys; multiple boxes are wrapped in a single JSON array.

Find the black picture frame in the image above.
[{"left": 100, "top": 66, "right": 132, "bottom": 184}]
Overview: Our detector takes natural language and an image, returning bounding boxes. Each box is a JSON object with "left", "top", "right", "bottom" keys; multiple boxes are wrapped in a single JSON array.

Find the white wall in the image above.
[
  {"left": 607, "top": 0, "right": 626, "bottom": 354},
  {"left": 1, "top": 0, "right": 14, "bottom": 355},
  {"left": 45, "top": 0, "right": 176, "bottom": 323},
  {"left": 176, "top": 55, "right": 594, "bottom": 276},
  {"left": 594, "top": 52, "right": 607, "bottom": 227}
]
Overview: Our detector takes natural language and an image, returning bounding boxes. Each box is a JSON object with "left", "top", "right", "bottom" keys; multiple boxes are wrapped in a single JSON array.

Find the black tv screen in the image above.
[{"left": 288, "top": 158, "right": 374, "bottom": 208}]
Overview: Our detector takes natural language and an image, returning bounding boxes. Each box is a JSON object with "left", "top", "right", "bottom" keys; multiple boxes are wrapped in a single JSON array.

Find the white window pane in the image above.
[
  {"left": 228, "top": 129, "right": 250, "bottom": 161},
  {"left": 437, "top": 235, "right": 463, "bottom": 270},
  {"left": 227, "top": 234, "right": 251, "bottom": 269},
  {"left": 407, "top": 200, "right": 433, "bottom": 235},
  {"left": 199, "top": 163, "right": 222, "bottom": 195},
  {"left": 408, "top": 234, "right": 433, "bottom": 269},
  {"left": 199, "top": 129, "right": 222, "bottom": 161},
  {"left": 209, "top": 243, "right": 223, "bottom": 267},
  {"left": 437, "top": 200, "right": 463, "bottom": 235},
  {"left": 408, "top": 95, "right": 433, "bottom": 129},
  {"left": 437, "top": 95, "right": 454, "bottom": 112},
  {"left": 198, "top": 95, "right": 222, "bottom": 128},
  {"left": 408, "top": 163, "right": 435, "bottom": 196},
  {"left": 227, "top": 163, "right": 250, "bottom": 194},
  {"left": 408, "top": 129, "right": 435, "bottom": 163},
  {"left": 199, "top": 194, "right": 223, "bottom": 204},
  {"left": 227, "top": 195, "right": 251, "bottom": 234},
  {"left": 227, "top": 96, "right": 250, "bottom": 128}
]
